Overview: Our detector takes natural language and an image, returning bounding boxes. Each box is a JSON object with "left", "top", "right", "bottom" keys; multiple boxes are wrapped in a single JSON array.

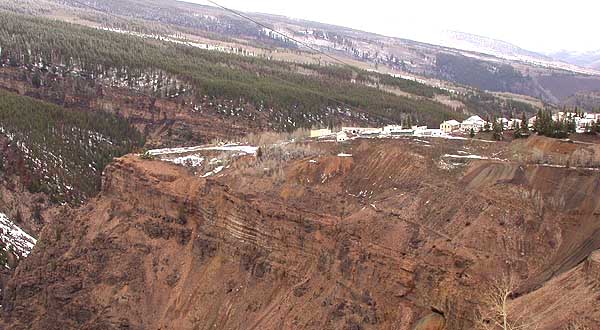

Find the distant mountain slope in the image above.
[
  {"left": 549, "top": 49, "right": 600, "bottom": 70},
  {"left": 430, "top": 30, "right": 550, "bottom": 61},
  {"left": 1, "top": 0, "right": 600, "bottom": 108}
]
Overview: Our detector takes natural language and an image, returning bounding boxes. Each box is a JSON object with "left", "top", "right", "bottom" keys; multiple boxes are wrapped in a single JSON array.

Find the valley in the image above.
[{"left": 0, "top": 0, "right": 599, "bottom": 329}]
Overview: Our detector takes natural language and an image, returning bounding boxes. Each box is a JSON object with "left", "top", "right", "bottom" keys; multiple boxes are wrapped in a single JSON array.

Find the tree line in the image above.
[{"left": 0, "top": 89, "right": 143, "bottom": 204}]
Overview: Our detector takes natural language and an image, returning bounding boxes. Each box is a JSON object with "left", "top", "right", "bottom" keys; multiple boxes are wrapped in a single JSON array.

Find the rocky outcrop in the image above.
[
  {"left": 2, "top": 137, "right": 600, "bottom": 329},
  {"left": 413, "top": 312, "right": 445, "bottom": 330},
  {"left": 583, "top": 250, "right": 600, "bottom": 286},
  {"left": 509, "top": 250, "right": 600, "bottom": 329}
]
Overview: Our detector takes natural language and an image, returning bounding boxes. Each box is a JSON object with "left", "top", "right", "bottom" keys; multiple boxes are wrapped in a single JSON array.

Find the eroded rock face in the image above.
[
  {"left": 583, "top": 250, "right": 600, "bottom": 286},
  {"left": 414, "top": 312, "right": 445, "bottom": 330},
  {"left": 2, "top": 138, "right": 600, "bottom": 329}
]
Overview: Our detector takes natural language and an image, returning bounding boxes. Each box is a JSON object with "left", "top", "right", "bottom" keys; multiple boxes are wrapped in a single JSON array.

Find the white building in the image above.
[
  {"left": 508, "top": 118, "right": 522, "bottom": 130},
  {"left": 389, "top": 129, "right": 415, "bottom": 136},
  {"left": 585, "top": 113, "right": 600, "bottom": 121},
  {"left": 336, "top": 131, "right": 349, "bottom": 142},
  {"left": 416, "top": 129, "right": 445, "bottom": 137},
  {"left": 440, "top": 120, "right": 461, "bottom": 133},
  {"left": 577, "top": 118, "right": 597, "bottom": 133},
  {"left": 382, "top": 125, "right": 404, "bottom": 135},
  {"left": 310, "top": 128, "right": 332, "bottom": 138},
  {"left": 460, "top": 115, "right": 487, "bottom": 133},
  {"left": 342, "top": 127, "right": 382, "bottom": 135}
]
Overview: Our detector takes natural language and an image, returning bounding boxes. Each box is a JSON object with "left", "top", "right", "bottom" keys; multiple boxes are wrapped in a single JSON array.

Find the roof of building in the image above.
[
  {"left": 443, "top": 120, "right": 461, "bottom": 126},
  {"left": 463, "top": 115, "right": 485, "bottom": 124}
]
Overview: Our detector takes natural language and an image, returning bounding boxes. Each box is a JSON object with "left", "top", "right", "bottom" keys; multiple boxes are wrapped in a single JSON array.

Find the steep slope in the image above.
[
  {"left": 2, "top": 137, "right": 599, "bottom": 329},
  {"left": 2, "top": 0, "right": 599, "bottom": 109},
  {"left": 9, "top": 0, "right": 599, "bottom": 104},
  {"left": 510, "top": 251, "right": 600, "bottom": 329},
  {"left": 430, "top": 30, "right": 550, "bottom": 62},
  {"left": 0, "top": 90, "right": 143, "bottom": 205},
  {"left": 0, "top": 11, "right": 463, "bottom": 135}
]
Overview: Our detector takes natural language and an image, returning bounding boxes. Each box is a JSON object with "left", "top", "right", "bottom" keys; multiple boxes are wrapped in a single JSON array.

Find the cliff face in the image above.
[{"left": 2, "top": 138, "right": 600, "bottom": 329}]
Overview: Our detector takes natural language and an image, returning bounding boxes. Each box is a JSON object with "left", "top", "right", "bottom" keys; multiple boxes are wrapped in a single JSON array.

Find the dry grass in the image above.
[
  {"left": 517, "top": 148, "right": 600, "bottom": 169},
  {"left": 565, "top": 321, "right": 590, "bottom": 330},
  {"left": 206, "top": 130, "right": 318, "bottom": 182},
  {"left": 237, "top": 141, "right": 322, "bottom": 184},
  {"left": 210, "top": 129, "right": 310, "bottom": 148},
  {"left": 243, "top": 129, "right": 311, "bottom": 147}
]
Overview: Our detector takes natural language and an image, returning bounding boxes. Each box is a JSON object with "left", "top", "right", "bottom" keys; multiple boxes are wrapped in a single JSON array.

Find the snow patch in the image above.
[
  {"left": 148, "top": 144, "right": 257, "bottom": 156},
  {"left": 0, "top": 213, "right": 36, "bottom": 259},
  {"left": 442, "top": 154, "right": 507, "bottom": 161},
  {"left": 201, "top": 166, "right": 225, "bottom": 178},
  {"left": 163, "top": 155, "right": 204, "bottom": 167}
]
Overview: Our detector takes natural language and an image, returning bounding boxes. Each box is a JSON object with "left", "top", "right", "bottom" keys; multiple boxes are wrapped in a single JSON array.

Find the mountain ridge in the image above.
[{"left": 548, "top": 49, "right": 600, "bottom": 70}]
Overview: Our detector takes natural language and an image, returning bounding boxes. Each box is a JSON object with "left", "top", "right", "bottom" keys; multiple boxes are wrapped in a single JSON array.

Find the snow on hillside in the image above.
[
  {"left": 147, "top": 144, "right": 258, "bottom": 171},
  {"left": 0, "top": 213, "right": 36, "bottom": 259},
  {"left": 548, "top": 49, "right": 600, "bottom": 70},
  {"left": 163, "top": 155, "right": 205, "bottom": 167},
  {"left": 98, "top": 27, "right": 258, "bottom": 57},
  {"left": 430, "top": 30, "right": 600, "bottom": 76}
]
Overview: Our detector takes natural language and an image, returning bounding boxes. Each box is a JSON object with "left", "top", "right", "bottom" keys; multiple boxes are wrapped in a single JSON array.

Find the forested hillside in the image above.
[
  {"left": 457, "top": 91, "right": 539, "bottom": 118},
  {"left": 0, "top": 90, "right": 143, "bottom": 204},
  {"left": 0, "top": 12, "right": 460, "bottom": 129},
  {"left": 435, "top": 53, "right": 540, "bottom": 96},
  {"left": 2, "top": 0, "right": 599, "bottom": 110}
]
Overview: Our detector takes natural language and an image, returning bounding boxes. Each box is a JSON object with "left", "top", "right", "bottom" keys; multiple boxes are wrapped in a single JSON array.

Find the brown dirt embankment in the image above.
[{"left": 2, "top": 136, "right": 600, "bottom": 329}]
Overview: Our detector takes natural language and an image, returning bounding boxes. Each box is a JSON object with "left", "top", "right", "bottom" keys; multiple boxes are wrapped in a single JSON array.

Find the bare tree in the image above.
[
  {"left": 477, "top": 274, "right": 538, "bottom": 330},
  {"left": 564, "top": 320, "right": 590, "bottom": 330}
]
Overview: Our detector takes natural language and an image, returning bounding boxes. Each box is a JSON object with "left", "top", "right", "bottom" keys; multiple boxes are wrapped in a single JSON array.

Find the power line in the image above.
[
  {"left": 200, "top": 0, "right": 385, "bottom": 119},
  {"left": 61, "top": 0, "right": 386, "bottom": 121},
  {"left": 77, "top": 0, "right": 375, "bottom": 115},
  {"left": 204, "top": 0, "right": 356, "bottom": 68},
  {"left": 67, "top": 0, "right": 130, "bottom": 22}
]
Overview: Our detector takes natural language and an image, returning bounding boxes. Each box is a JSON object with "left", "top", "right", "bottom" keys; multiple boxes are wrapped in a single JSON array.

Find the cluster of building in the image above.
[
  {"left": 310, "top": 125, "right": 446, "bottom": 142},
  {"left": 550, "top": 112, "right": 600, "bottom": 133},
  {"left": 440, "top": 115, "right": 522, "bottom": 134},
  {"left": 440, "top": 112, "right": 600, "bottom": 134},
  {"left": 310, "top": 111, "right": 600, "bottom": 142}
]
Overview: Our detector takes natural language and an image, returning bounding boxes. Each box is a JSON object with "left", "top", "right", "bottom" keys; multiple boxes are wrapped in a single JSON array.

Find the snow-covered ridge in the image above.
[
  {"left": 430, "top": 30, "right": 600, "bottom": 76},
  {"left": 147, "top": 144, "right": 258, "bottom": 174},
  {"left": 148, "top": 144, "right": 258, "bottom": 156},
  {"left": 0, "top": 213, "right": 36, "bottom": 260},
  {"left": 98, "top": 27, "right": 257, "bottom": 57}
]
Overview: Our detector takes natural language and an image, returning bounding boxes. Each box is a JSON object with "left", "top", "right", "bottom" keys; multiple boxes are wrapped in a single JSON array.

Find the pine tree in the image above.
[
  {"left": 569, "top": 117, "right": 576, "bottom": 133},
  {"left": 534, "top": 109, "right": 543, "bottom": 133},
  {"left": 521, "top": 113, "right": 529, "bottom": 134},
  {"left": 483, "top": 121, "right": 491, "bottom": 132},
  {"left": 492, "top": 117, "right": 503, "bottom": 141},
  {"left": 408, "top": 116, "right": 413, "bottom": 128},
  {"left": 31, "top": 72, "right": 42, "bottom": 88}
]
